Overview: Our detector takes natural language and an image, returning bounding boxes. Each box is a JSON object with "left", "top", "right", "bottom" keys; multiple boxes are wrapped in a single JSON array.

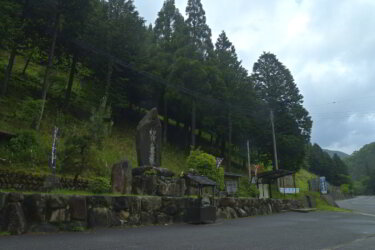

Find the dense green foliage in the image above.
[
  {"left": 306, "top": 143, "right": 350, "bottom": 186},
  {"left": 61, "top": 97, "right": 113, "bottom": 179},
  {"left": 186, "top": 148, "right": 224, "bottom": 190},
  {"left": 7, "top": 130, "right": 46, "bottom": 167},
  {"left": 345, "top": 142, "right": 375, "bottom": 194},
  {"left": 0, "top": 0, "right": 314, "bottom": 180},
  {"left": 237, "top": 178, "right": 259, "bottom": 197},
  {"left": 88, "top": 176, "right": 111, "bottom": 193}
]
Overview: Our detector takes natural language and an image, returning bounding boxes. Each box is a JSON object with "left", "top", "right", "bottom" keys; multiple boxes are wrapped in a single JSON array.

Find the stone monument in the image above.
[
  {"left": 111, "top": 160, "right": 132, "bottom": 194},
  {"left": 136, "top": 108, "right": 162, "bottom": 167}
]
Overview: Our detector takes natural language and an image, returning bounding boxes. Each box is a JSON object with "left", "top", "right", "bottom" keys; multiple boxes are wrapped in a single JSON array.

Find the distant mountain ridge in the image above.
[{"left": 323, "top": 149, "right": 350, "bottom": 159}]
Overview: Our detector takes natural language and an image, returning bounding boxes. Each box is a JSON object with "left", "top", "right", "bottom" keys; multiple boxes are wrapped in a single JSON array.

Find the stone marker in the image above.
[
  {"left": 136, "top": 108, "right": 162, "bottom": 167},
  {"left": 111, "top": 160, "right": 132, "bottom": 194}
]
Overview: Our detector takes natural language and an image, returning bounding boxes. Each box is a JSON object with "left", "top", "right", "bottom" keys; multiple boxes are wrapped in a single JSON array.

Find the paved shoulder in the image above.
[
  {"left": 1, "top": 212, "right": 375, "bottom": 250},
  {"left": 337, "top": 196, "right": 375, "bottom": 215}
]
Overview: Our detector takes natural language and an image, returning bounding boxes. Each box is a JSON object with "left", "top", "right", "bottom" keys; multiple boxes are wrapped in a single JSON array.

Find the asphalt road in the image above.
[
  {"left": 337, "top": 196, "right": 375, "bottom": 215},
  {"left": 1, "top": 207, "right": 375, "bottom": 250}
]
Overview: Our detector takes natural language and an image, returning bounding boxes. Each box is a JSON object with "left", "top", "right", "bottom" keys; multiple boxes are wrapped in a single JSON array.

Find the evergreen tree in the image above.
[
  {"left": 214, "top": 31, "right": 250, "bottom": 166},
  {"left": 153, "top": 0, "right": 186, "bottom": 143},
  {"left": 252, "top": 52, "right": 312, "bottom": 170},
  {"left": 185, "top": 0, "right": 213, "bottom": 60},
  {"left": 0, "top": 0, "right": 32, "bottom": 96}
]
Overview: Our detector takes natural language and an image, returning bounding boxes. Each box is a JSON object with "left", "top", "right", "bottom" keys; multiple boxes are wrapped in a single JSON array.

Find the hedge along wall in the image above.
[
  {"left": 0, "top": 192, "right": 303, "bottom": 235},
  {"left": 0, "top": 169, "right": 89, "bottom": 191}
]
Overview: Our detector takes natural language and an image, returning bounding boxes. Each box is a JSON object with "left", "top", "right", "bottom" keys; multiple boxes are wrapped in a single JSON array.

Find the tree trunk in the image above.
[
  {"left": 35, "top": 12, "right": 60, "bottom": 130},
  {"left": 191, "top": 99, "right": 196, "bottom": 147},
  {"left": 1, "top": 47, "right": 17, "bottom": 96},
  {"left": 64, "top": 53, "right": 78, "bottom": 108},
  {"left": 228, "top": 112, "right": 232, "bottom": 168},
  {"left": 184, "top": 119, "right": 190, "bottom": 148},
  {"left": 104, "top": 58, "right": 113, "bottom": 103},
  {"left": 220, "top": 138, "right": 226, "bottom": 158},
  {"left": 163, "top": 91, "right": 168, "bottom": 144},
  {"left": 22, "top": 50, "right": 33, "bottom": 76}
]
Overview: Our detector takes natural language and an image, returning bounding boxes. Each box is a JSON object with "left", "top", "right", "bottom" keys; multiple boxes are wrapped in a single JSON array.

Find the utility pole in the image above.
[
  {"left": 270, "top": 110, "right": 279, "bottom": 170},
  {"left": 247, "top": 140, "right": 251, "bottom": 182},
  {"left": 191, "top": 98, "right": 196, "bottom": 147}
]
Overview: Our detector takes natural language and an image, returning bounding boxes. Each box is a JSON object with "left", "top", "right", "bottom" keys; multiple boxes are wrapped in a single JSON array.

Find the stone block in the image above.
[
  {"left": 88, "top": 207, "right": 111, "bottom": 228},
  {"left": 113, "top": 196, "right": 130, "bottom": 212},
  {"left": 140, "top": 211, "right": 154, "bottom": 225},
  {"left": 23, "top": 194, "right": 47, "bottom": 224},
  {"left": 7, "top": 192, "right": 24, "bottom": 203},
  {"left": 0, "top": 192, "right": 7, "bottom": 210},
  {"left": 157, "top": 182, "right": 168, "bottom": 196},
  {"left": 3, "top": 202, "right": 26, "bottom": 235},
  {"left": 69, "top": 196, "right": 87, "bottom": 221},
  {"left": 225, "top": 207, "right": 237, "bottom": 219},
  {"left": 156, "top": 213, "right": 172, "bottom": 225},
  {"left": 49, "top": 208, "right": 70, "bottom": 223},
  {"left": 173, "top": 212, "right": 184, "bottom": 223},
  {"left": 128, "top": 196, "right": 141, "bottom": 213},
  {"left": 47, "top": 195, "right": 68, "bottom": 209},
  {"left": 219, "top": 197, "right": 237, "bottom": 208},
  {"left": 235, "top": 208, "right": 248, "bottom": 217},
  {"left": 216, "top": 208, "right": 229, "bottom": 219},
  {"left": 141, "top": 196, "right": 162, "bottom": 212},
  {"left": 87, "top": 196, "right": 112, "bottom": 208},
  {"left": 128, "top": 214, "right": 140, "bottom": 225},
  {"left": 111, "top": 160, "right": 132, "bottom": 194}
]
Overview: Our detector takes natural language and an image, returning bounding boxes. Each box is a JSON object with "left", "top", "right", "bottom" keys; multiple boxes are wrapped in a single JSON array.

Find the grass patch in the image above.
[
  {"left": 296, "top": 169, "right": 317, "bottom": 192},
  {"left": 0, "top": 232, "right": 10, "bottom": 237}
]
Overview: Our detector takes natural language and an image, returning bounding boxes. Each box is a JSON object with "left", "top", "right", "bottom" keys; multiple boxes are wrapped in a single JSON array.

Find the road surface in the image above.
[
  {"left": 1, "top": 208, "right": 375, "bottom": 250},
  {"left": 337, "top": 196, "right": 375, "bottom": 216}
]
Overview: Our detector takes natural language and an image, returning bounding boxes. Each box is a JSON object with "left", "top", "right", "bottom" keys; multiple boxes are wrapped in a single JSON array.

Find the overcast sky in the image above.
[{"left": 134, "top": 0, "right": 375, "bottom": 154}]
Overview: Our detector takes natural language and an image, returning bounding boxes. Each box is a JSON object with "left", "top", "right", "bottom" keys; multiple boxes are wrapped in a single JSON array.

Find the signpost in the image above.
[
  {"left": 216, "top": 157, "right": 223, "bottom": 169},
  {"left": 320, "top": 176, "right": 328, "bottom": 194},
  {"left": 44, "top": 126, "right": 61, "bottom": 190},
  {"left": 247, "top": 140, "right": 252, "bottom": 182},
  {"left": 50, "top": 126, "right": 60, "bottom": 176}
]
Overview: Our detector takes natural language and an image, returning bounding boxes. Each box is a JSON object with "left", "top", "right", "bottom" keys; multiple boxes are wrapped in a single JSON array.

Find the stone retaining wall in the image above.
[
  {"left": 0, "top": 192, "right": 302, "bottom": 235},
  {"left": 0, "top": 170, "right": 89, "bottom": 191}
]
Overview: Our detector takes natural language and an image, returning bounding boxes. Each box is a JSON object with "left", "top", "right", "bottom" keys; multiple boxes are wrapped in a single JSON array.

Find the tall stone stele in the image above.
[
  {"left": 136, "top": 108, "right": 162, "bottom": 167},
  {"left": 111, "top": 160, "right": 132, "bottom": 194}
]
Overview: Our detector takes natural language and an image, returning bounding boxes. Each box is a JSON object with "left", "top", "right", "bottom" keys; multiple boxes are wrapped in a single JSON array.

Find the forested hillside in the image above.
[
  {"left": 1, "top": 0, "right": 312, "bottom": 180},
  {"left": 345, "top": 142, "right": 375, "bottom": 194},
  {"left": 305, "top": 144, "right": 350, "bottom": 187},
  {"left": 323, "top": 149, "right": 349, "bottom": 160}
]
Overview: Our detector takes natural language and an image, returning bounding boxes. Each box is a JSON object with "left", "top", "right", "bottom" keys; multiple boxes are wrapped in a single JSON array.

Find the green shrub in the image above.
[
  {"left": 88, "top": 177, "right": 110, "bottom": 194},
  {"left": 7, "top": 130, "right": 45, "bottom": 167},
  {"left": 237, "top": 177, "right": 259, "bottom": 197},
  {"left": 340, "top": 184, "right": 350, "bottom": 194},
  {"left": 61, "top": 132, "right": 93, "bottom": 178},
  {"left": 186, "top": 148, "right": 224, "bottom": 190},
  {"left": 61, "top": 97, "right": 113, "bottom": 179}
]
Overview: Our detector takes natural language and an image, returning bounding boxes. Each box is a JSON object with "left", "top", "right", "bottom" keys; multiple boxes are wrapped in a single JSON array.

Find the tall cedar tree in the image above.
[
  {"left": 252, "top": 52, "right": 312, "bottom": 171},
  {"left": 153, "top": 0, "right": 185, "bottom": 143},
  {"left": 214, "top": 31, "right": 249, "bottom": 166},
  {"left": 184, "top": 0, "right": 213, "bottom": 146},
  {"left": 0, "top": 0, "right": 31, "bottom": 96},
  {"left": 185, "top": 0, "right": 213, "bottom": 60},
  {"left": 82, "top": 0, "right": 146, "bottom": 107}
]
